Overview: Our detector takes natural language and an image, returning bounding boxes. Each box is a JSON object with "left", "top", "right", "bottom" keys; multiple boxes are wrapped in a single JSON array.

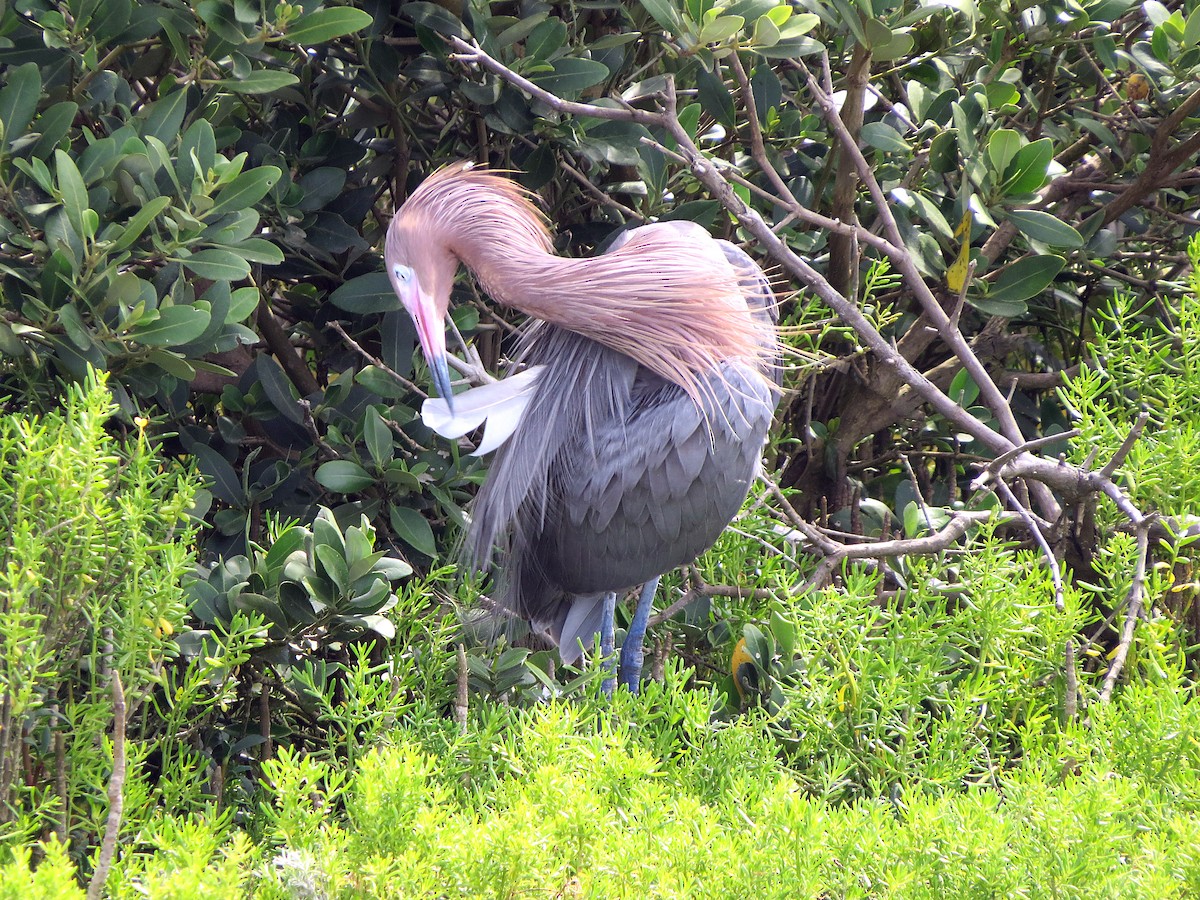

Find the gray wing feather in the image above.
[
  {"left": 470, "top": 225, "right": 779, "bottom": 658},
  {"left": 543, "top": 362, "right": 774, "bottom": 596}
]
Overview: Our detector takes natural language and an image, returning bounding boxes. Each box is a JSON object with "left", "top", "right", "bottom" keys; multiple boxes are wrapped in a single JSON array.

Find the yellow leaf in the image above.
[{"left": 946, "top": 208, "right": 974, "bottom": 293}]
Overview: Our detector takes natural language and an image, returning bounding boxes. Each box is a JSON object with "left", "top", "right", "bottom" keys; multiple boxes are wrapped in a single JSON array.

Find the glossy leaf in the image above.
[
  {"left": 130, "top": 305, "right": 212, "bottom": 347},
  {"left": 0, "top": 63, "right": 41, "bottom": 151},
  {"left": 316, "top": 460, "right": 376, "bottom": 493},
  {"left": 529, "top": 58, "right": 610, "bottom": 96},
  {"left": 330, "top": 272, "right": 401, "bottom": 314},
  {"left": 191, "top": 444, "right": 243, "bottom": 504},
  {"left": 861, "top": 122, "right": 909, "bottom": 153},
  {"left": 286, "top": 7, "right": 375, "bottom": 45},
  {"left": 1006, "top": 209, "right": 1084, "bottom": 248},
  {"left": 364, "top": 407, "right": 394, "bottom": 469},
  {"left": 986, "top": 129, "right": 1021, "bottom": 177},
  {"left": 389, "top": 505, "right": 437, "bottom": 557},
  {"left": 987, "top": 255, "right": 1065, "bottom": 305},
  {"left": 1002, "top": 138, "right": 1053, "bottom": 195},
  {"left": 214, "top": 71, "right": 301, "bottom": 94},
  {"left": 180, "top": 249, "right": 252, "bottom": 281},
  {"left": 207, "top": 167, "right": 283, "bottom": 219},
  {"left": 638, "top": 0, "right": 684, "bottom": 33},
  {"left": 257, "top": 354, "right": 304, "bottom": 423},
  {"left": 54, "top": 150, "right": 88, "bottom": 240}
]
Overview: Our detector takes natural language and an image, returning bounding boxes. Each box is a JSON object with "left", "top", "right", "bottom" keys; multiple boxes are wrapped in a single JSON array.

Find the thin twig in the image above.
[
  {"left": 995, "top": 479, "right": 1065, "bottom": 611},
  {"left": 454, "top": 644, "right": 469, "bottom": 733},
  {"left": 1099, "top": 409, "right": 1150, "bottom": 479},
  {"left": 87, "top": 673, "right": 125, "bottom": 900},
  {"left": 329, "top": 320, "right": 426, "bottom": 394},
  {"left": 1100, "top": 522, "right": 1151, "bottom": 702},
  {"left": 1064, "top": 640, "right": 1078, "bottom": 721}
]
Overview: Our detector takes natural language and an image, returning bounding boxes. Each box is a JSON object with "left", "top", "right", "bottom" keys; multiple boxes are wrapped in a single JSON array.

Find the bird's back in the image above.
[{"left": 468, "top": 226, "right": 779, "bottom": 662}]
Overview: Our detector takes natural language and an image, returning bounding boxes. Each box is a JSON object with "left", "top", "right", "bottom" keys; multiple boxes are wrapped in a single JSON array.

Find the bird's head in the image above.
[{"left": 384, "top": 214, "right": 458, "bottom": 412}]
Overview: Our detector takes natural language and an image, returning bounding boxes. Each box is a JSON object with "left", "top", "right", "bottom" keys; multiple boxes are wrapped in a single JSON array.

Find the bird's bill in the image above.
[{"left": 408, "top": 290, "right": 456, "bottom": 414}]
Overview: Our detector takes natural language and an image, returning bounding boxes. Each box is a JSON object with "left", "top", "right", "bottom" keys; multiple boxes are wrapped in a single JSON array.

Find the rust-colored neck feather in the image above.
[{"left": 395, "top": 163, "right": 771, "bottom": 397}]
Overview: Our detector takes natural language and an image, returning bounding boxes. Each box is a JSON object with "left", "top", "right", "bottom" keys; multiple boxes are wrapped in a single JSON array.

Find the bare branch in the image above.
[
  {"left": 995, "top": 479, "right": 1065, "bottom": 611},
  {"left": 87, "top": 673, "right": 126, "bottom": 900},
  {"left": 1099, "top": 409, "right": 1150, "bottom": 479},
  {"left": 1100, "top": 522, "right": 1151, "bottom": 702}
]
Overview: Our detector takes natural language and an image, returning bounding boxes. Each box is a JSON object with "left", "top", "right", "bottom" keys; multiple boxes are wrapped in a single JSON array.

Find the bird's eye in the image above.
[{"left": 392, "top": 264, "right": 413, "bottom": 284}]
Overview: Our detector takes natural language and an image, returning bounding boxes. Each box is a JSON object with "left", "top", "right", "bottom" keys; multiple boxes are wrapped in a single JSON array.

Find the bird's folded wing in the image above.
[{"left": 420, "top": 365, "right": 545, "bottom": 455}]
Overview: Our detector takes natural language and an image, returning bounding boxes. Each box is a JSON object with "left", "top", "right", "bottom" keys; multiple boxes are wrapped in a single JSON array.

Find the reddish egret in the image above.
[{"left": 385, "top": 163, "right": 779, "bottom": 691}]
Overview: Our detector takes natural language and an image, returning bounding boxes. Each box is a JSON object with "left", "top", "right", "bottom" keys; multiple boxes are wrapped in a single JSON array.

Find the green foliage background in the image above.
[{"left": 2, "top": 0, "right": 1200, "bottom": 894}]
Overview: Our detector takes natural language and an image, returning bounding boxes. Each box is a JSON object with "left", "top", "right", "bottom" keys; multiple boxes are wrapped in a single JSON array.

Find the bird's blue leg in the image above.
[
  {"left": 600, "top": 591, "right": 617, "bottom": 696},
  {"left": 619, "top": 576, "right": 661, "bottom": 693}
]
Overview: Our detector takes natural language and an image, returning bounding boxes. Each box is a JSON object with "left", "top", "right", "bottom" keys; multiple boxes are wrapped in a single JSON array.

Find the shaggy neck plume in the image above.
[{"left": 398, "top": 164, "right": 772, "bottom": 397}]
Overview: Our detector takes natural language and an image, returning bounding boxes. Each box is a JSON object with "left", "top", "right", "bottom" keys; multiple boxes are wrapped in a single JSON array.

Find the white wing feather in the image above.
[{"left": 420, "top": 365, "right": 545, "bottom": 456}]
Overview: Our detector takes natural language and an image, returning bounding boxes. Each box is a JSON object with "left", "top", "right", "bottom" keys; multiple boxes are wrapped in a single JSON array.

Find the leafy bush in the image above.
[
  {"left": 0, "top": 371, "right": 198, "bottom": 842},
  {"left": 3, "top": 668, "right": 1187, "bottom": 898}
]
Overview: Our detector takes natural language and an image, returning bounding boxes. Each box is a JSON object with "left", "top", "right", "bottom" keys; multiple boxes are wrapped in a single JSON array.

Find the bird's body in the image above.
[{"left": 385, "top": 164, "right": 779, "bottom": 687}]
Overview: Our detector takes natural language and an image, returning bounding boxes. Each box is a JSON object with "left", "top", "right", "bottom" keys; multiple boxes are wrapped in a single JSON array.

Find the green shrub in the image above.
[{"left": 0, "top": 371, "right": 198, "bottom": 843}]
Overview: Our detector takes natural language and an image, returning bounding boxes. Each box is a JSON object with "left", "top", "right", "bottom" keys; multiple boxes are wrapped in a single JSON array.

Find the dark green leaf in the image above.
[
  {"left": 1002, "top": 138, "right": 1053, "bottom": 195},
  {"left": 987, "top": 254, "right": 1065, "bottom": 305},
  {"left": 207, "top": 166, "right": 283, "bottom": 219},
  {"left": 948, "top": 369, "right": 980, "bottom": 407},
  {"left": 30, "top": 102, "right": 79, "bottom": 160},
  {"left": 402, "top": 1, "right": 467, "bottom": 38},
  {"left": 661, "top": 199, "right": 721, "bottom": 227},
  {"left": 256, "top": 353, "right": 303, "bottom": 423},
  {"left": 316, "top": 460, "right": 376, "bottom": 493},
  {"left": 54, "top": 150, "right": 88, "bottom": 240},
  {"left": 0, "top": 63, "right": 42, "bottom": 151},
  {"left": 355, "top": 365, "right": 409, "bottom": 399},
  {"left": 696, "top": 66, "right": 736, "bottom": 130},
  {"left": 264, "top": 525, "right": 308, "bottom": 574},
  {"left": 213, "top": 238, "right": 284, "bottom": 265},
  {"left": 295, "top": 167, "right": 347, "bottom": 212},
  {"left": 191, "top": 443, "right": 243, "bottom": 504},
  {"left": 139, "top": 89, "right": 188, "bottom": 145},
  {"left": 529, "top": 58, "right": 610, "bottom": 96},
  {"left": 57, "top": 303, "right": 91, "bottom": 350},
  {"left": 330, "top": 272, "right": 401, "bottom": 314},
  {"left": 496, "top": 13, "right": 548, "bottom": 48},
  {"left": 389, "top": 504, "right": 437, "bottom": 557},
  {"left": 525, "top": 17, "right": 567, "bottom": 59},
  {"left": 861, "top": 122, "right": 909, "bottom": 153},
  {"left": 364, "top": 407, "right": 394, "bottom": 469},
  {"left": 0, "top": 322, "right": 23, "bottom": 357},
  {"left": 92, "top": 0, "right": 132, "bottom": 41},
  {"left": 638, "top": 0, "right": 684, "bottom": 33},
  {"left": 314, "top": 544, "right": 349, "bottom": 593},
  {"left": 1006, "top": 209, "right": 1084, "bottom": 248},
  {"left": 130, "top": 304, "right": 213, "bottom": 347},
  {"left": 196, "top": 0, "right": 248, "bottom": 44},
  {"left": 286, "top": 7, "right": 374, "bottom": 45},
  {"left": 145, "top": 348, "right": 197, "bottom": 380},
  {"left": 111, "top": 196, "right": 172, "bottom": 251},
  {"left": 214, "top": 71, "right": 301, "bottom": 95},
  {"left": 178, "top": 119, "right": 217, "bottom": 187},
  {"left": 180, "top": 248, "right": 252, "bottom": 281}
]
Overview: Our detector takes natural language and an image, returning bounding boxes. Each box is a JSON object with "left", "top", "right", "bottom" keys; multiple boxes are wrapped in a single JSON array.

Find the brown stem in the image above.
[
  {"left": 827, "top": 44, "right": 872, "bottom": 298},
  {"left": 256, "top": 296, "right": 320, "bottom": 396}
]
